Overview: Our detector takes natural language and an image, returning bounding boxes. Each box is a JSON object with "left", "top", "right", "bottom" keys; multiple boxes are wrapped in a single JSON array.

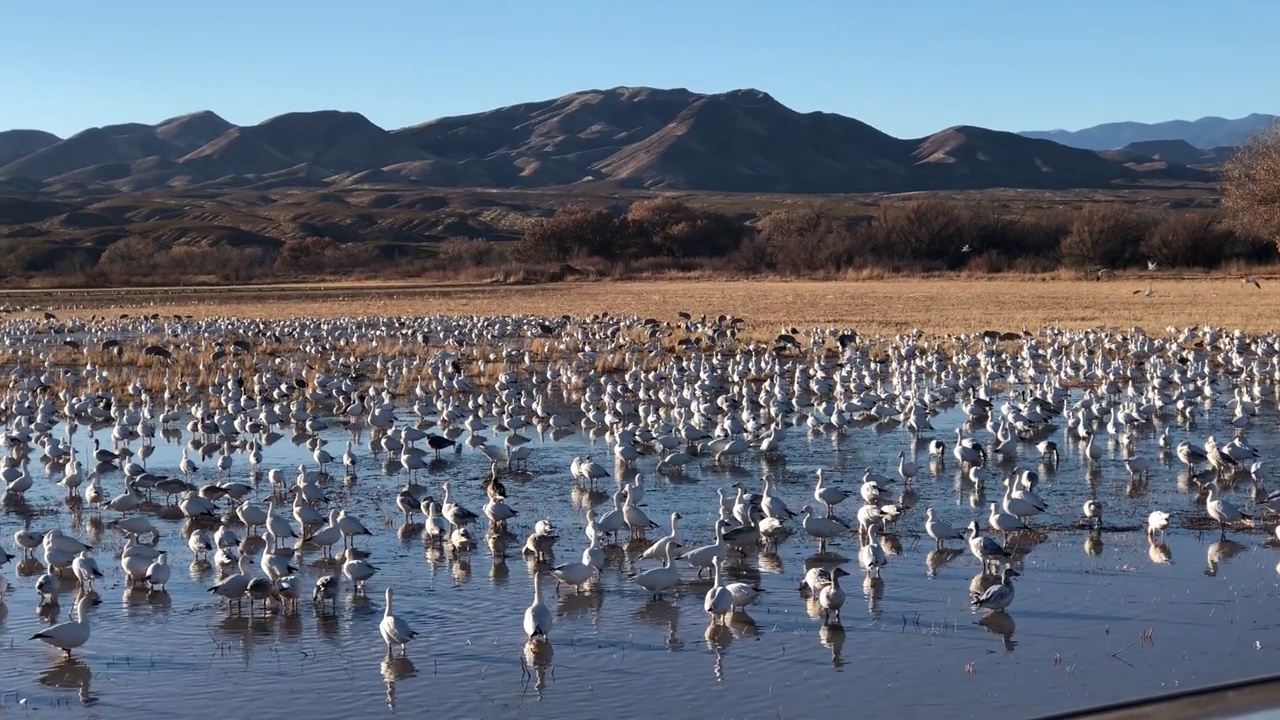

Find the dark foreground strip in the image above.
[{"left": 1034, "top": 675, "right": 1280, "bottom": 720}]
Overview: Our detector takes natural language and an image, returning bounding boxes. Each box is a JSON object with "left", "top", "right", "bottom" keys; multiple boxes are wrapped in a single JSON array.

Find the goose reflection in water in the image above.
[
  {"left": 1084, "top": 532, "right": 1104, "bottom": 557},
  {"left": 925, "top": 548, "right": 964, "bottom": 577},
  {"left": 381, "top": 655, "right": 417, "bottom": 710},
  {"left": 863, "top": 575, "right": 884, "bottom": 618},
  {"left": 635, "top": 598, "right": 681, "bottom": 650},
  {"left": 705, "top": 621, "right": 733, "bottom": 681},
  {"left": 1148, "top": 538, "right": 1173, "bottom": 564},
  {"left": 38, "top": 657, "right": 96, "bottom": 706},
  {"left": 521, "top": 639, "right": 554, "bottom": 694},
  {"left": 819, "top": 623, "right": 846, "bottom": 669},
  {"left": 556, "top": 586, "right": 603, "bottom": 623},
  {"left": 1206, "top": 539, "right": 1245, "bottom": 577},
  {"left": 977, "top": 610, "right": 1017, "bottom": 652}
]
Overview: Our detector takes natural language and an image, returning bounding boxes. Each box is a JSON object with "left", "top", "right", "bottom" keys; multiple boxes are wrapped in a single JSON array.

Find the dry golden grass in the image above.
[{"left": 7, "top": 276, "right": 1278, "bottom": 338}]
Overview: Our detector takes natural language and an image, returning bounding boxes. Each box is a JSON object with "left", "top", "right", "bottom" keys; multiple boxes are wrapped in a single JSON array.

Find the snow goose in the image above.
[
  {"left": 813, "top": 469, "right": 852, "bottom": 517},
  {"left": 897, "top": 452, "right": 917, "bottom": 484},
  {"left": 582, "top": 536, "right": 604, "bottom": 571},
  {"left": 704, "top": 557, "right": 733, "bottom": 625},
  {"left": 111, "top": 516, "right": 159, "bottom": 544},
  {"left": 1146, "top": 510, "right": 1170, "bottom": 540},
  {"left": 31, "top": 593, "right": 97, "bottom": 656},
  {"left": 264, "top": 501, "right": 297, "bottom": 550},
  {"left": 1001, "top": 477, "right": 1046, "bottom": 523},
  {"left": 1082, "top": 500, "right": 1104, "bottom": 530},
  {"left": 760, "top": 476, "right": 796, "bottom": 520},
  {"left": 595, "top": 490, "right": 627, "bottom": 540},
  {"left": 632, "top": 542, "right": 683, "bottom": 599},
  {"left": 313, "top": 573, "right": 339, "bottom": 609},
  {"left": 342, "top": 556, "right": 379, "bottom": 593},
  {"left": 679, "top": 521, "right": 728, "bottom": 578},
  {"left": 144, "top": 552, "right": 171, "bottom": 590},
  {"left": 988, "top": 502, "right": 1029, "bottom": 543},
  {"left": 621, "top": 487, "right": 659, "bottom": 539},
  {"left": 14, "top": 528, "right": 44, "bottom": 557},
  {"left": 304, "top": 509, "right": 343, "bottom": 558},
  {"left": 801, "top": 505, "right": 849, "bottom": 548},
  {"left": 36, "top": 573, "right": 60, "bottom": 604},
  {"left": 423, "top": 503, "right": 450, "bottom": 543},
  {"left": 208, "top": 555, "right": 253, "bottom": 610},
  {"left": 799, "top": 567, "right": 833, "bottom": 596},
  {"left": 817, "top": 567, "right": 850, "bottom": 625},
  {"left": 859, "top": 526, "right": 888, "bottom": 578},
  {"left": 924, "top": 508, "right": 965, "bottom": 549},
  {"left": 1205, "top": 482, "right": 1251, "bottom": 539},
  {"left": 640, "top": 512, "right": 682, "bottom": 561},
  {"left": 71, "top": 551, "right": 103, "bottom": 591},
  {"left": 260, "top": 541, "right": 298, "bottom": 581},
  {"left": 380, "top": 587, "right": 419, "bottom": 656},
  {"left": 483, "top": 493, "right": 518, "bottom": 529},
  {"left": 551, "top": 552, "right": 597, "bottom": 593},
  {"left": 440, "top": 482, "right": 477, "bottom": 529},
  {"left": 972, "top": 567, "right": 1019, "bottom": 612},
  {"left": 523, "top": 572, "right": 552, "bottom": 642},
  {"left": 395, "top": 484, "right": 419, "bottom": 522},
  {"left": 337, "top": 510, "right": 373, "bottom": 550},
  {"left": 724, "top": 579, "right": 765, "bottom": 612},
  {"left": 236, "top": 501, "right": 269, "bottom": 534},
  {"left": 967, "top": 521, "right": 1011, "bottom": 572}
]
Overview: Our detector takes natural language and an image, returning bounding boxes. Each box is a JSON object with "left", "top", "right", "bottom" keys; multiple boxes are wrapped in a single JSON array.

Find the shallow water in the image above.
[{"left": 3, "top": 378, "right": 1280, "bottom": 719}]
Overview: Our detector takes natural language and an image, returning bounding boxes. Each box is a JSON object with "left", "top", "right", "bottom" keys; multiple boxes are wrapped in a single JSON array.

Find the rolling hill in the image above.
[{"left": 0, "top": 87, "right": 1214, "bottom": 194}]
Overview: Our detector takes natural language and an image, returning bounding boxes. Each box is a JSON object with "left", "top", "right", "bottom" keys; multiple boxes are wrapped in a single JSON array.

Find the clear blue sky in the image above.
[{"left": 3, "top": 0, "right": 1274, "bottom": 139}]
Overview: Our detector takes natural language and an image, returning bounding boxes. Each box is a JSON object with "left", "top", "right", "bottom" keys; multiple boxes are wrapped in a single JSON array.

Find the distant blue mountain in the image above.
[{"left": 1020, "top": 114, "right": 1279, "bottom": 150}]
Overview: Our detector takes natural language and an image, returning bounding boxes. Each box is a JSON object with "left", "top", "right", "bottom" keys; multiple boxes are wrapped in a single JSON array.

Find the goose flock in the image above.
[{"left": 0, "top": 311, "right": 1278, "bottom": 708}]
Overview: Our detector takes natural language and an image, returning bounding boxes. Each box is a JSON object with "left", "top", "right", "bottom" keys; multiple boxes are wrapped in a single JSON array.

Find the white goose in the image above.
[
  {"left": 523, "top": 572, "right": 552, "bottom": 642},
  {"left": 640, "top": 512, "right": 682, "bottom": 561},
  {"left": 30, "top": 593, "right": 96, "bottom": 656},
  {"left": 380, "top": 587, "right": 419, "bottom": 656},
  {"left": 817, "top": 567, "right": 850, "bottom": 624},
  {"left": 924, "top": 508, "right": 965, "bottom": 549},
  {"left": 813, "top": 469, "right": 852, "bottom": 517},
  {"left": 633, "top": 541, "right": 683, "bottom": 599},
  {"left": 704, "top": 557, "right": 733, "bottom": 625},
  {"left": 972, "top": 567, "right": 1020, "bottom": 612},
  {"left": 1205, "top": 482, "right": 1251, "bottom": 539},
  {"left": 678, "top": 520, "right": 728, "bottom": 577}
]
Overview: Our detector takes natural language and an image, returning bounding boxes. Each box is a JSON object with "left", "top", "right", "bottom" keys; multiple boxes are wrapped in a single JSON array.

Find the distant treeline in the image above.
[
  {"left": 3, "top": 197, "right": 1275, "bottom": 286},
  {"left": 508, "top": 198, "right": 1276, "bottom": 274}
]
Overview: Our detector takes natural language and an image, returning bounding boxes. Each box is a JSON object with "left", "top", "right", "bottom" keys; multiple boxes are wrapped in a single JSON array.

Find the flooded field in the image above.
[{"left": 1, "top": 314, "right": 1279, "bottom": 720}]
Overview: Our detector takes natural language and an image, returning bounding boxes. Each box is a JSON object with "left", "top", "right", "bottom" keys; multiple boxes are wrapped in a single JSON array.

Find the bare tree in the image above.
[{"left": 1222, "top": 124, "right": 1280, "bottom": 247}]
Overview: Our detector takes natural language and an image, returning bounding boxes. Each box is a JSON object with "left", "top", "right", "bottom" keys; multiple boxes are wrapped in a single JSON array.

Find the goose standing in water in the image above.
[
  {"left": 380, "top": 587, "right": 419, "bottom": 657},
  {"left": 817, "top": 567, "right": 850, "bottom": 625},
  {"left": 1146, "top": 510, "right": 1171, "bottom": 540},
  {"left": 972, "top": 567, "right": 1019, "bottom": 612},
  {"left": 813, "top": 469, "right": 852, "bottom": 518},
  {"left": 967, "top": 521, "right": 1011, "bottom": 572},
  {"left": 1205, "top": 482, "right": 1251, "bottom": 539},
  {"left": 523, "top": 572, "right": 552, "bottom": 642},
  {"left": 641, "top": 512, "right": 682, "bottom": 561},
  {"left": 1082, "top": 500, "right": 1103, "bottom": 530},
  {"left": 31, "top": 593, "right": 97, "bottom": 657},
  {"left": 633, "top": 542, "right": 683, "bottom": 599},
  {"left": 924, "top": 508, "right": 965, "bottom": 550},
  {"left": 704, "top": 557, "right": 733, "bottom": 625},
  {"left": 859, "top": 526, "right": 888, "bottom": 578}
]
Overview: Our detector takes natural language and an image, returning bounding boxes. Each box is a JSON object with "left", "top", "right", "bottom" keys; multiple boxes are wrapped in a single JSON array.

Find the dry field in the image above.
[{"left": 6, "top": 277, "right": 1276, "bottom": 338}]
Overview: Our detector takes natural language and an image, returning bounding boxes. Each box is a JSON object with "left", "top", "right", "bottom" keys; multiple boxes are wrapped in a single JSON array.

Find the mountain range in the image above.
[
  {"left": 0, "top": 87, "right": 1221, "bottom": 195},
  {"left": 1021, "top": 114, "right": 1277, "bottom": 151}
]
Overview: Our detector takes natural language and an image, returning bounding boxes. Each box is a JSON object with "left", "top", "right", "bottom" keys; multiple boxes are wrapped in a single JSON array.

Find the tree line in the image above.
[{"left": 509, "top": 197, "right": 1274, "bottom": 274}]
